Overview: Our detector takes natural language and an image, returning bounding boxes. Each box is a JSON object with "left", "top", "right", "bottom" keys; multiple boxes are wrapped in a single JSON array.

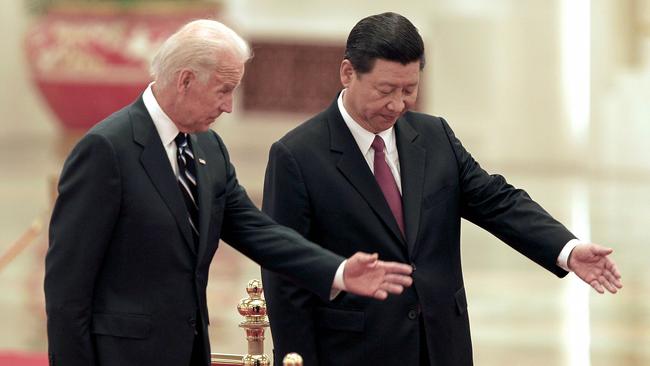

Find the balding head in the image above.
[{"left": 150, "top": 19, "right": 251, "bottom": 87}]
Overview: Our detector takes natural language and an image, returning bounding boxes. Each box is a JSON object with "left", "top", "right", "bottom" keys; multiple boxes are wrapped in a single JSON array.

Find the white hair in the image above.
[{"left": 150, "top": 19, "right": 251, "bottom": 87}]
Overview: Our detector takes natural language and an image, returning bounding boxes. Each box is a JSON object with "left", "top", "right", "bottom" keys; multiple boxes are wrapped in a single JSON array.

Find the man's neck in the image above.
[{"left": 151, "top": 83, "right": 180, "bottom": 128}]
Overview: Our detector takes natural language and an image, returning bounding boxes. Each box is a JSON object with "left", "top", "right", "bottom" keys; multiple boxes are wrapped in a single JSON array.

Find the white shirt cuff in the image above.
[
  {"left": 330, "top": 260, "right": 347, "bottom": 300},
  {"left": 557, "top": 238, "right": 583, "bottom": 272}
]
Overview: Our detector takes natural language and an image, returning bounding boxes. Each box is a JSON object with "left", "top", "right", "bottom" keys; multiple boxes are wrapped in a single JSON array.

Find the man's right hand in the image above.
[{"left": 343, "top": 252, "right": 413, "bottom": 300}]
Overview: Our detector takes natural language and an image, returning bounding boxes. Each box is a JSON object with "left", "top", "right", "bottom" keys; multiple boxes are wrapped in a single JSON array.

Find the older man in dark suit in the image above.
[
  {"left": 261, "top": 12, "right": 622, "bottom": 366},
  {"left": 44, "top": 19, "right": 414, "bottom": 366}
]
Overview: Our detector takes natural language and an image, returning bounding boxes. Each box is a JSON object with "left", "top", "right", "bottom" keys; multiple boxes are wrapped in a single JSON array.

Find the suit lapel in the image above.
[
  {"left": 189, "top": 134, "right": 212, "bottom": 262},
  {"left": 395, "top": 118, "right": 426, "bottom": 257},
  {"left": 131, "top": 98, "right": 197, "bottom": 255},
  {"left": 327, "top": 100, "right": 406, "bottom": 246}
]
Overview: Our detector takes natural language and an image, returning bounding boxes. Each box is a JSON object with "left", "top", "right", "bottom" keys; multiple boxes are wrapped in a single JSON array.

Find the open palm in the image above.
[{"left": 569, "top": 243, "right": 623, "bottom": 294}]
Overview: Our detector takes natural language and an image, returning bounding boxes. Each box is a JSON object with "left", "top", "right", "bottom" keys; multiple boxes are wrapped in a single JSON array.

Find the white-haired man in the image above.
[{"left": 44, "top": 19, "right": 413, "bottom": 366}]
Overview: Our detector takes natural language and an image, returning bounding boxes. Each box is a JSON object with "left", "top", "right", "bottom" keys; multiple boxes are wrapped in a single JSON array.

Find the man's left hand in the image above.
[{"left": 569, "top": 243, "right": 623, "bottom": 294}]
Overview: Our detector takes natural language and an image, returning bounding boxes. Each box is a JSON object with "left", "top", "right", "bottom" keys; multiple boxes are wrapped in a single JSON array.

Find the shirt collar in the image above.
[
  {"left": 142, "top": 82, "right": 180, "bottom": 147},
  {"left": 337, "top": 89, "right": 396, "bottom": 155}
]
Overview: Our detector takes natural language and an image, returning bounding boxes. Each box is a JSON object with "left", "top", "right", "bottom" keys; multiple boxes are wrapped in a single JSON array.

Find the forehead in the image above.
[
  {"left": 363, "top": 59, "right": 420, "bottom": 85},
  {"left": 212, "top": 51, "right": 246, "bottom": 84}
]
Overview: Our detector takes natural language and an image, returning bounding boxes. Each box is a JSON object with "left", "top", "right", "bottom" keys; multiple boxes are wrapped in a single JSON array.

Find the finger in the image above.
[
  {"left": 384, "top": 274, "right": 413, "bottom": 287},
  {"left": 590, "top": 280, "right": 605, "bottom": 294},
  {"left": 613, "top": 277, "right": 623, "bottom": 289},
  {"left": 378, "top": 261, "right": 413, "bottom": 275},
  {"left": 380, "top": 282, "right": 405, "bottom": 294},
  {"left": 373, "top": 289, "right": 388, "bottom": 300},
  {"left": 603, "top": 270, "right": 623, "bottom": 289},
  {"left": 606, "top": 261, "right": 622, "bottom": 279},
  {"left": 599, "top": 275, "right": 618, "bottom": 294}
]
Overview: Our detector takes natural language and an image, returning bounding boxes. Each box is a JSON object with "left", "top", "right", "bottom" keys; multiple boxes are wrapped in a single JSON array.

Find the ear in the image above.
[
  {"left": 176, "top": 69, "right": 195, "bottom": 94},
  {"left": 340, "top": 60, "right": 355, "bottom": 88}
]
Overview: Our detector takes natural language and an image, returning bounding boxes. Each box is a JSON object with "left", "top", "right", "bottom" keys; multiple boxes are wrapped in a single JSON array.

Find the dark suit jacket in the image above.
[
  {"left": 261, "top": 97, "right": 576, "bottom": 366},
  {"left": 44, "top": 96, "right": 343, "bottom": 366}
]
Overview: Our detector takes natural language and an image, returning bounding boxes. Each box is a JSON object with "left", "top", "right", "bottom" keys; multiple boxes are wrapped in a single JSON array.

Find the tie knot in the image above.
[
  {"left": 371, "top": 135, "right": 385, "bottom": 152},
  {"left": 175, "top": 133, "right": 189, "bottom": 149}
]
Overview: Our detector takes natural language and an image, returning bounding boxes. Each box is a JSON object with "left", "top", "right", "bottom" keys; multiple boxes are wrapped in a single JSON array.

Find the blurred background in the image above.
[{"left": 1, "top": 0, "right": 648, "bottom": 365}]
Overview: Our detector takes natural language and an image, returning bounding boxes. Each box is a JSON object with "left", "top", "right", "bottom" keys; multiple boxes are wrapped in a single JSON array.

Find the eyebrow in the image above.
[
  {"left": 220, "top": 83, "right": 238, "bottom": 90},
  {"left": 376, "top": 82, "right": 419, "bottom": 89}
]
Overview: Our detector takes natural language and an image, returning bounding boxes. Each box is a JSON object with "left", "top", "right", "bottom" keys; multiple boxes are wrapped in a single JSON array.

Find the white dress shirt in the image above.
[
  {"left": 338, "top": 91, "right": 402, "bottom": 193},
  {"left": 143, "top": 83, "right": 181, "bottom": 176}
]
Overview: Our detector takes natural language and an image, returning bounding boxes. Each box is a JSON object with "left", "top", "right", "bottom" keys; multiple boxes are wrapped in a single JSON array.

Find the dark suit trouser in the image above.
[
  {"left": 189, "top": 328, "right": 206, "bottom": 366},
  {"left": 420, "top": 315, "right": 430, "bottom": 366},
  {"left": 189, "top": 310, "right": 206, "bottom": 366}
]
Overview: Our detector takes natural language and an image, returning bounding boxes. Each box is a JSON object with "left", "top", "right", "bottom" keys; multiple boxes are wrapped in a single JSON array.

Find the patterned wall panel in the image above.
[{"left": 242, "top": 41, "right": 345, "bottom": 114}]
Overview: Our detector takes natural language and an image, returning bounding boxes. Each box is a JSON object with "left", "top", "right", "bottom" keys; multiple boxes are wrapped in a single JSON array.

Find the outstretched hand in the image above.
[
  {"left": 569, "top": 243, "right": 623, "bottom": 294},
  {"left": 343, "top": 252, "right": 413, "bottom": 300}
]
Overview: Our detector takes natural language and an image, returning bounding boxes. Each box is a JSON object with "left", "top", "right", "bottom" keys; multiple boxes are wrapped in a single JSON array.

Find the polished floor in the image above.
[{"left": 0, "top": 110, "right": 648, "bottom": 365}]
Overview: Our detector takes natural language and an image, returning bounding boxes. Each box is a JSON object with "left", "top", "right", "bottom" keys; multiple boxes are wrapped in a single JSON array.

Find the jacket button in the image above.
[
  {"left": 188, "top": 317, "right": 198, "bottom": 335},
  {"left": 408, "top": 309, "right": 418, "bottom": 320},
  {"left": 411, "top": 263, "right": 417, "bottom": 272}
]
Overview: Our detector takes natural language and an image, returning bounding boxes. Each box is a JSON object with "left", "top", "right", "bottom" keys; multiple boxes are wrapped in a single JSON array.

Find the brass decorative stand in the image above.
[
  {"left": 210, "top": 280, "right": 302, "bottom": 366},
  {"left": 212, "top": 280, "right": 304, "bottom": 366},
  {"left": 238, "top": 279, "right": 270, "bottom": 366}
]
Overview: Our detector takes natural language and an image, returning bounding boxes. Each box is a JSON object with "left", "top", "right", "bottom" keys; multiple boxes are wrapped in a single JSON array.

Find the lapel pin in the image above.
[{"left": 198, "top": 158, "right": 207, "bottom": 165}]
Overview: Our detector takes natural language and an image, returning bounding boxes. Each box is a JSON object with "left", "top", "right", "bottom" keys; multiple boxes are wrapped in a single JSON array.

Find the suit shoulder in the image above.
[
  {"left": 403, "top": 111, "right": 446, "bottom": 128},
  {"left": 402, "top": 111, "right": 457, "bottom": 137},
  {"left": 276, "top": 110, "right": 329, "bottom": 150},
  {"left": 85, "top": 103, "right": 134, "bottom": 140}
]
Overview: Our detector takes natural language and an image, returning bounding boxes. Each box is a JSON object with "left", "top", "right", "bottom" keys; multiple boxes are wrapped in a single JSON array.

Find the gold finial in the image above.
[
  {"left": 282, "top": 353, "right": 303, "bottom": 366},
  {"left": 237, "top": 280, "right": 268, "bottom": 321}
]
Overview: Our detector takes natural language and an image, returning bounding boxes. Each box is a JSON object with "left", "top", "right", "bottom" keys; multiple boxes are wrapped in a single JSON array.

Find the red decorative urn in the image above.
[{"left": 25, "top": 2, "right": 220, "bottom": 132}]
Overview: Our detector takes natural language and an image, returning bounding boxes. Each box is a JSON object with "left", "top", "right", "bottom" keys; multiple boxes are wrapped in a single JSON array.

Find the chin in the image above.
[{"left": 375, "top": 119, "right": 398, "bottom": 131}]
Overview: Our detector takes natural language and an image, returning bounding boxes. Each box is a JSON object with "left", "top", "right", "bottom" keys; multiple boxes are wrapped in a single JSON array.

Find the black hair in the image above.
[{"left": 344, "top": 12, "right": 425, "bottom": 74}]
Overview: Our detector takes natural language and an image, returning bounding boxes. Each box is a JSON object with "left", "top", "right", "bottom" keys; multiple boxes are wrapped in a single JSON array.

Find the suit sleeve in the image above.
[
  {"left": 45, "top": 133, "right": 121, "bottom": 366},
  {"left": 440, "top": 118, "right": 575, "bottom": 277},
  {"left": 212, "top": 132, "right": 343, "bottom": 302},
  {"left": 261, "top": 141, "right": 321, "bottom": 366}
]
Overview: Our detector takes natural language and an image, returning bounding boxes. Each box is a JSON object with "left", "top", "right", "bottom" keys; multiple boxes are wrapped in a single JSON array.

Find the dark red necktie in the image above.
[{"left": 371, "top": 135, "right": 405, "bottom": 237}]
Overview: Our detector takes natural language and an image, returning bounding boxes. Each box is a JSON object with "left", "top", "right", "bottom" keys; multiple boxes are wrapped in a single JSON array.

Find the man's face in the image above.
[
  {"left": 174, "top": 53, "right": 245, "bottom": 133},
  {"left": 341, "top": 58, "right": 420, "bottom": 133}
]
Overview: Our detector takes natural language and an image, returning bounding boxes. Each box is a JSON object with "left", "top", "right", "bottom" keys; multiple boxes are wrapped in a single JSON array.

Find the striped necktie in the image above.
[{"left": 175, "top": 133, "right": 199, "bottom": 244}]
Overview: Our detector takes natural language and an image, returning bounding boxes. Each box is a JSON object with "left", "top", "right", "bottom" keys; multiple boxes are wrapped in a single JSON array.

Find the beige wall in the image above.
[{"left": 0, "top": 1, "right": 56, "bottom": 140}]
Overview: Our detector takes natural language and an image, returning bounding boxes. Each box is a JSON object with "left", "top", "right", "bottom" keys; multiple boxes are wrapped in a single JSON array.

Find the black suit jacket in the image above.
[
  {"left": 261, "top": 97, "right": 576, "bottom": 365},
  {"left": 44, "top": 97, "right": 343, "bottom": 366}
]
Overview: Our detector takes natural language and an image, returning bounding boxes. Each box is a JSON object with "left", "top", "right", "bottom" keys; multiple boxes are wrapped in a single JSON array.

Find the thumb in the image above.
[
  {"left": 592, "top": 245, "right": 613, "bottom": 256},
  {"left": 353, "top": 252, "right": 379, "bottom": 265}
]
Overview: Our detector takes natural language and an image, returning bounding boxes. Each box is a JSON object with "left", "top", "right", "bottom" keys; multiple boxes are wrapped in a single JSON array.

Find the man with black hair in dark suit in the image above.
[{"left": 261, "top": 12, "right": 622, "bottom": 366}]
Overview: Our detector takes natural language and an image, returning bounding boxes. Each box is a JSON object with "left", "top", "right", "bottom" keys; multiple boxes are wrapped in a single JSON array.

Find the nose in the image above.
[
  {"left": 387, "top": 93, "right": 405, "bottom": 113},
  {"left": 220, "top": 94, "right": 234, "bottom": 114}
]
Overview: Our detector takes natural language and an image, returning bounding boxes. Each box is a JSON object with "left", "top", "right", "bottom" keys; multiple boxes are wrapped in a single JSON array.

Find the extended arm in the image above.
[{"left": 441, "top": 118, "right": 622, "bottom": 293}]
